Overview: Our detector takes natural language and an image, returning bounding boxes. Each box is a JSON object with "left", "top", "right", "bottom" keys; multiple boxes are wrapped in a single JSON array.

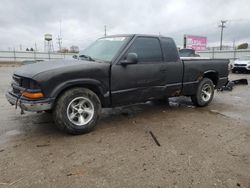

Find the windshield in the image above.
[
  {"left": 80, "top": 36, "right": 130, "bottom": 62},
  {"left": 238, "top": 56, "right": 250, "bottom": 61}
]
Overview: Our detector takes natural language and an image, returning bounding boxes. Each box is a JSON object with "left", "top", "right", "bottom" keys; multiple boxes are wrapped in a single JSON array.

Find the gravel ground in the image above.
[{"left": 0, "top": 66, "right": 249, "bottom": 188}]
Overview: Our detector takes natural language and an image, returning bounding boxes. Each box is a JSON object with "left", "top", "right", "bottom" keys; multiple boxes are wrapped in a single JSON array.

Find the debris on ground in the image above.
[
  {"left": 218, "top": 79, "right": 248, "bottom": 91},
  {"left": 232, "top": 79, "right": 248, "bottom": 85},
  {"left": 149, "top": 131, "right": 161, "bottom": 147},
  {"left": 66, "top": 152, "right": 76, "bottom": 158},
  {"left": 36, "top": 144, "right": 50, "bottom": 147}
]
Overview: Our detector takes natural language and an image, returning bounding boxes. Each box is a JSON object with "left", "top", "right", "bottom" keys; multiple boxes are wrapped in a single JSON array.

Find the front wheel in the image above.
[
  {"left": 191, "top": 78, "right": 214, "bottom": 107},
  {"left": 53, "top": 88, "right": 101, "bottom": 134}
]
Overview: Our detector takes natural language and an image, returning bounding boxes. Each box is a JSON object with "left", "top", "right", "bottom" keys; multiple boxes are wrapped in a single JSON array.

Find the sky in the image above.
[{"left": 0, "top": 0, "right": 249, "bottom": 51}]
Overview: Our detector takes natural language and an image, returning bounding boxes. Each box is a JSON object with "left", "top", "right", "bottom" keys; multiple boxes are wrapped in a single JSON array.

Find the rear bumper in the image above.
[
  {"left": 6, "top": 90, "right": 54, "bottom": 112},
  {"left": 216, "top": 77, "right": 228, "bottom": 89}
]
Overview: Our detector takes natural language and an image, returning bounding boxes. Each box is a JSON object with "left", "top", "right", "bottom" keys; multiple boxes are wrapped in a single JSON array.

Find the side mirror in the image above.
[
  {"left": 72, "top": 55, "right": 78, "bottom": 59},
  {"left": 120, "top": 53, "right": 138, "bottom": 65}
]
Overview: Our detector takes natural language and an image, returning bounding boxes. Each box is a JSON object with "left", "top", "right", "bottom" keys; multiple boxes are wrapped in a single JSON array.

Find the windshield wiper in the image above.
[{"left": 79, "top": 54, "right": 95, "bottom": 61}]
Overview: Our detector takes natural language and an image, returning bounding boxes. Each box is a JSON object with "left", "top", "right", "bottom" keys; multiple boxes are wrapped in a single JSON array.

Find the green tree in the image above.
[{"left": 237, "top": 43, "right": 248, "bottom": 49}]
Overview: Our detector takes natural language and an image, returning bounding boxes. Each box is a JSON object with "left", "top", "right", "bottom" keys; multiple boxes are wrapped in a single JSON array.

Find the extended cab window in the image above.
[
  {"left": 127, "top": 37, "right": 163, "bottom": 62},
  {"left": 161, "top": 37, "right": 180, "bottom": 62}
]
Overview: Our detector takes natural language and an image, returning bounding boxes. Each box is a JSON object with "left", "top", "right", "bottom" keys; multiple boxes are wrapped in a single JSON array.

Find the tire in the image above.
[
  {"left": 191, "top": 78, "right": 214, "bottom": 107},
  {"left": 232, "top": 69, "right": 236, "bottom": 73},
  {"left": 53, "top": 88, "right": 101, "bottom": 135}
]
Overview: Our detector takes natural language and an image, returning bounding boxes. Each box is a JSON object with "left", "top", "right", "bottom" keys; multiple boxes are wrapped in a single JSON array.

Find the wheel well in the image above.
[
  {"left": 203, "top": 72, "right": 218, "bottom": 86},
  {"left": 55, "top": 84, "right": 105, "bottom": 107}
]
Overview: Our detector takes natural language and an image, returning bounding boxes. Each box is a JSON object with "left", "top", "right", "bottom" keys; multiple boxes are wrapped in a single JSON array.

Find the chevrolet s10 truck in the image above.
[{"left": 6, "top": 34, "right": 229, "bottom": 134}]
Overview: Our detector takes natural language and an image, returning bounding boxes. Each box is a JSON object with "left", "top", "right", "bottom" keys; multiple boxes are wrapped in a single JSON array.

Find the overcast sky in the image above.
[{"left": 0, "top": 0, "right": 249, "bottom": 51}]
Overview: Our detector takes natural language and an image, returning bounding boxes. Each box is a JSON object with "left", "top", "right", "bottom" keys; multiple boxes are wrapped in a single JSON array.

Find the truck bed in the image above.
[{"left": 181, "top": 59, "right": 229, "bottom": 95}]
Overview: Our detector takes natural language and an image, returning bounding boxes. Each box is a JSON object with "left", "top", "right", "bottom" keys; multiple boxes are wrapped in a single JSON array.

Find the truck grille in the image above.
[
  {"left": 12, "top": 75, "right": 30, "bottom": 88},
  {"left": 234, "top": 64, "right": 247, "bottom": 67},
  {"left": 11, "top": 75, "right": 23, "bottom": 95},
  {"left": 11, "top": 75, "right": 40, "bottom": 95},
  {"left": 13, "top": 75, "right": 22, "bottom": 86}
]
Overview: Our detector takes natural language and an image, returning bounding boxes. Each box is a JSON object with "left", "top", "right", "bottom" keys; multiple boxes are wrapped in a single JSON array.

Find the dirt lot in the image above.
[{"left": 0, "top": 66, "right": 250, "bottom": 188}]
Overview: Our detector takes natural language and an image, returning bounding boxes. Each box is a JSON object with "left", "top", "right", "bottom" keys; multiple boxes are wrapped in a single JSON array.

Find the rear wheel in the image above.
[
  {"left": 191, "top": 78, "right": 214, "bottom": 107},
  {"left": 53, "top": 88, "right": 101, "bottom": 134}
]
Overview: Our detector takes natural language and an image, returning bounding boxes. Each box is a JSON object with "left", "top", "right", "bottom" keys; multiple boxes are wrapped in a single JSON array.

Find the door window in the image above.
[{"left": 126, "top": 37, "right": 163, "bottom": 63}]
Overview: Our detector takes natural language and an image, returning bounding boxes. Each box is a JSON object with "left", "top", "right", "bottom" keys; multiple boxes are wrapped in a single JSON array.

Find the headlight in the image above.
[
  {"left": 12, "top": 75, "right": 40, "bottom": 90},
  {"left": 21, "top": 78, "right": 40, "bottom": 89}
]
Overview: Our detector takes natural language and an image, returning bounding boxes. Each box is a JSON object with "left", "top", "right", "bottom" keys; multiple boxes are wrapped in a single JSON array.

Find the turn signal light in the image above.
[{"left": 22, "top": 91, "right": 44, "bottom": 99}]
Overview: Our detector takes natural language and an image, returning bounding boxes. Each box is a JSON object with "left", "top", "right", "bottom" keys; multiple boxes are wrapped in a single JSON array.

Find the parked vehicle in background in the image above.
[
  {"left": 6, "top": 34, "right": 229, "bottom": 134},
  {"left": 231, "top": 55, "right": 250, "bottom": 73},
  {"left": 179, "top": 48, "right": 200, "bottom": 57},
  {"left": 21, "top": 59, "right": 44, "bottom": 65}
]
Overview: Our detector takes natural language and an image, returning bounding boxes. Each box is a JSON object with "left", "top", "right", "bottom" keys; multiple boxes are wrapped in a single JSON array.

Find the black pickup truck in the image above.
[{"left": 6, "top": 34, "right": 229, "bottom": 134}]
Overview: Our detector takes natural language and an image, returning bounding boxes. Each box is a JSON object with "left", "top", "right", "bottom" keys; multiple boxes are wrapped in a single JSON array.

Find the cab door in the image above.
[{"left": 110, "top": 36, "right": 169, "bottom": 106}]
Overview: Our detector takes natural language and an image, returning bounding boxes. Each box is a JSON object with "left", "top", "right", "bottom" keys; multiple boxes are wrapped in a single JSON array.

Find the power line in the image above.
[{"left": 219, "top": 20, "right": 227, "bottom": 50}]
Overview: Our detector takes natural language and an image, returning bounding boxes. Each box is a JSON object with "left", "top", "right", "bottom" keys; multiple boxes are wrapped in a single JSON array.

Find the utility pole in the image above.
[
  {"left": 232, "top": 40, "right": 235, "bottom": 50},
  {"left": 57, "top": 20, "right": 62, "bottom": 52},
  {"left": 34, "top": 42, "right": 38, "bottom": 51},
  {"left": 104, "top": 25, "right": 107, "bottom": 37},
  {"left": 219, "top": 20, "right": 227, "bottom": 50},
  {"left": 233, "top": 39, "right": 236, "bottom": 60},
  {"left": 57, "top": 35, "right": 62, "bottom": 52}
]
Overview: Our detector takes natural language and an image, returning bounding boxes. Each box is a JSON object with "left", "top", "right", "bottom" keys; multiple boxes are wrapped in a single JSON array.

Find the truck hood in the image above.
[{"left": 14, "top": 60, "right": 105, "bottom": 78}]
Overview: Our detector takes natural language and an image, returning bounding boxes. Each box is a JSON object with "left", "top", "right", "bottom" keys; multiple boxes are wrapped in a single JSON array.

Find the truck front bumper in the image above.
[
  {"left": 6, "top": 91, "right": 54, "bottom": 112},
  {"left": 232, "top": 65, "right": 250, "bottom": 71}
]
